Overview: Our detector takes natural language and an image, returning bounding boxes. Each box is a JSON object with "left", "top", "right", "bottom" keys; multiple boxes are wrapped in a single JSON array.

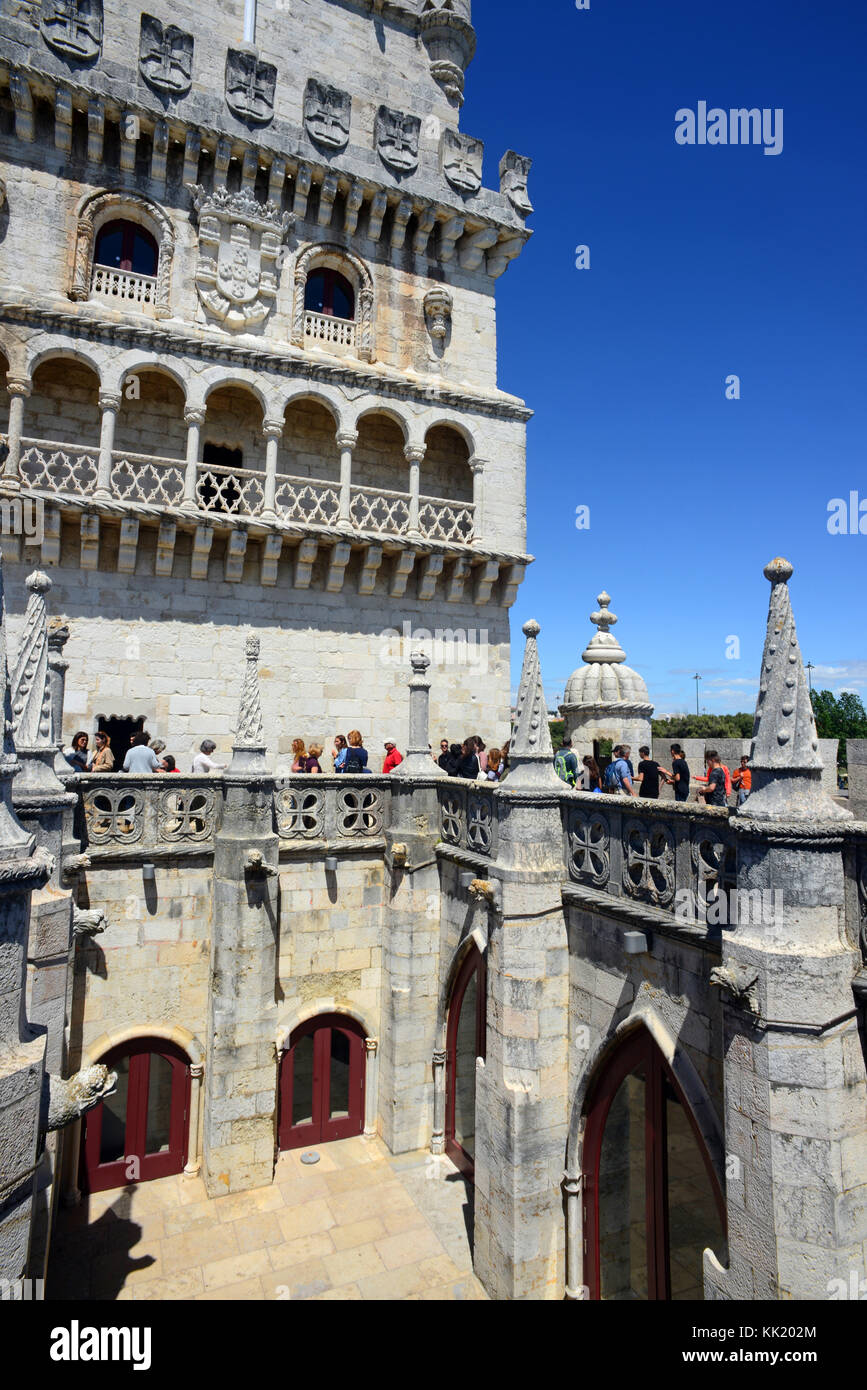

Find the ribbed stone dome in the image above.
[{"left": 561, "top": 591, "right": 651, "bottom": 710}]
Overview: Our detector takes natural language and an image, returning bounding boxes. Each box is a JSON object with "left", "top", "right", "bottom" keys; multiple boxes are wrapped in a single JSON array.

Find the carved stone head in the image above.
[
  {"left": 304, "top": 79, "right": 351, "bottom": 151},
  {"left": 424, "top": 287, "right": 452, "bottom": 341},
  {"left": 139, "top": 14, "right": 193, "bottom": 96},
  {"left": 499, "top": 150, "right": 533, "bottom": 216},
  {"left": 375, "top": 106, "right": 421, "bottom": 174},
  {"left": 441, "top": 128, "right": 483, "bottom": 195}
]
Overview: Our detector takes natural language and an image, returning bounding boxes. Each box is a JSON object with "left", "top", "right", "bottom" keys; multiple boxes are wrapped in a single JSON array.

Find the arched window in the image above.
[
  {"left": 304, "top": 268, "right": 355, "bottom": 321},
  {"left": 279, "top": 1014, "right": 366, "bottom": 1150},
  {"left": 94, "top": 219, "right": 159, "bottom": 276},
  {"left": 445, "top": 943, "right": 486, "bottom": 1178},
  {"left": 583, "top": 1028, "right": 726, "bottom": 1300},
  {"left": 81, "top": 1037, "right": 191, "bottom": 1194}
]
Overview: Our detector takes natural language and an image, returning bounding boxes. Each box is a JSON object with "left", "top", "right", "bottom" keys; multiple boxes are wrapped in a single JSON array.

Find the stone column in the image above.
[
  {"left": 473, "top": 620, "right": 570, "bottom": 1300},
  {"left": 363, "top": 1038, "right": 379, "bottom": 1136},
  {"left": 47, "top": 620, "right": 70, "bottom": 778},
  {"left": 260, "top": 418, "right": 282, "bottom": 521},
  {"left": 470, "top": 457, "right": 485, "bottom": 544},
  {"left": 1, "top": 379, "right": 31, "bottom": 493},
  {"left": 704, "top": 560, "right": 867, "bottom": 1301},
  {"left": 430, "top": 1048, "right": 447, "bottom": 1154},
  {"left": 563, "top": 1175, "right": 584, "bottom": 1299},
  {"left": 336, "top": 430, "right": 357, "bottom": 525},
  {"left": 405, "top": 444, "right": 424, "bottom": 538},
  {"left": 181, "top": 407, "right": 205, "bottom": 511},
  {"left": 184, "top": 1063, "right": 204, "bottom": 1177},
  {"left": 392, "top": 651, "right": 445, "bottom": 779},
  {"left": 93, "top": 391, "right": 121, "bottom": 499}
]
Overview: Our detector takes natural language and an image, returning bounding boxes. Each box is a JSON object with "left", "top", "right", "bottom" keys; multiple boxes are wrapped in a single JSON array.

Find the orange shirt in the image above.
[{"left": 733, "top": 767, "right": 752, "bottom": 790}]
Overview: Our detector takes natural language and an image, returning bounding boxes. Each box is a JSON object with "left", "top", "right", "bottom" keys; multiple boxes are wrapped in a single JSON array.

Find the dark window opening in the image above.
[
  {"left": 94, "top": 219, "right": 158, "bottom": 276},
  {"left": 199, "top": 443, "right": 243, "bottom": 512},
  {"left": 98, "top": 715, "right": 145, "bottom": 768},
  {"left": 304, "top": 268, "right": 355, "bottom": 320},
  {"left": 445, "top": 944, "right": 486, "bottom": 1180}
]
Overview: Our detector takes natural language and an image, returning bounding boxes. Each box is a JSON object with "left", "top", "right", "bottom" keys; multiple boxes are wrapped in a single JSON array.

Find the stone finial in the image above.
[
  {"left": 740, "top": 558, "right": 850, "bottom": 821},
  {"left": 230, "top": 634, "right": 267, "bottom": 771},
  {"left": 0, "top": 552, "right": 35, "bottom": 860},
  {"left": 507, "top": 620, "right": 561, "bottom": 790},
  {"left": 581, "top": 592, "right": 627, "bottom": 665},
  {"left": 11, "top": 572, "right": 67, "bottom": 796},
  {"left": 392, "top": 649, "right": 445, "bottom": 778}
]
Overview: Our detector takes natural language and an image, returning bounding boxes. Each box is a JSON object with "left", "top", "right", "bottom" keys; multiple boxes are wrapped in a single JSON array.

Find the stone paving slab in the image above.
[{"left": 49, "top": 1136, "right": 488, "bottom": 1302}]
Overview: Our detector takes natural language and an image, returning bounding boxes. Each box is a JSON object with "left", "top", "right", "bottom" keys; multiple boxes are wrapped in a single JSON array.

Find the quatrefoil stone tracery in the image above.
[
  {"left": 276, "top": 788, "right": 324, "bottom": 839},
  {"left": 622, "top": 819, "right": 675, "bottom": 906},
  {"left": 337, "top": 788, "right": 383, "bottom": 836},
  {"left": 568, "top": 811, "right": 610, "bottom": 887}
]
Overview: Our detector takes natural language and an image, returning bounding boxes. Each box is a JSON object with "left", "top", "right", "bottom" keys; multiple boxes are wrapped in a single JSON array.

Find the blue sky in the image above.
[{"left": 460, "top": 0, "right": 866, "bottom": 714}]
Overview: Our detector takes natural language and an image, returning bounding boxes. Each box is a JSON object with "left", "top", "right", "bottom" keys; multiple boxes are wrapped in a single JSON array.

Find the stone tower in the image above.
[
  {"left": 0, "top": 0, "right": 533, "bottom": 762},
  {"left": 559, "top": 592, "right": 653, "bottom": 760}
]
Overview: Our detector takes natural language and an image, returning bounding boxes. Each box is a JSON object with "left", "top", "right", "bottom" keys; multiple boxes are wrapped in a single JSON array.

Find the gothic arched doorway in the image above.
[
  {"left": 582, "top": 1028, "right": 726, "bottom": 1300},
  {"left": 278, "top": 1014, "right": 366, "bottom": 1150},
  {"left": 445, "top": 944, "right": 486, "bottom": 1178},
  {"left": 81, "top": 1037, "right": 191, "bottom": 1193}
]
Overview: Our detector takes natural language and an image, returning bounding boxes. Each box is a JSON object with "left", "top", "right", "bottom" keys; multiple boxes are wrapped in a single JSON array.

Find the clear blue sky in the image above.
[{"left": 460, "top": 0, "right": 866, "bottom": 714}]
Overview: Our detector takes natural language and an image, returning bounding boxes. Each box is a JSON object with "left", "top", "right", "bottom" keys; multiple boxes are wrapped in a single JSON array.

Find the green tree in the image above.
[
  {"left": 651, "top": 713, "right": 754, "bottom": 740},
  {"left": 810, "top": 690, "right": 867, "bottom": 756}
]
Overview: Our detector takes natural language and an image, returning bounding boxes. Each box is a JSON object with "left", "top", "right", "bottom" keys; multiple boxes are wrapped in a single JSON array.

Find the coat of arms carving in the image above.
[
  {"left": 499, "top": 150, "right": 533, "bottom": 216},
  {"left": 225, "top": 49, "right": 277, "bottom": 124},
  {"left": 375, "top": 106, "right": 420, "bottom": 174},
  {"left": 304, "top": 79, "right": 350, "bottom": 151},
  {"left": 189, "top": 186, "right": 293, "bottom": 331},
  {"left": 441, "top": 128, "right": 483, "bottom": 195},
  {"left": 139, "top": 14, "right": 193, "bottom": 96},
  {"left": 41, "top": 0, "right": 102, "bottom": 61}
]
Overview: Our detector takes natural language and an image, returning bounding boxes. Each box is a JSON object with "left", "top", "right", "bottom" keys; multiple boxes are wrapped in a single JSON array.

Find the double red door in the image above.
[
  {"left": 82, "top": 1038, "right": 191, "bottom": 1193},
  {"left": 279, "top": 1014, "right": 365, "bottom": 1150}
]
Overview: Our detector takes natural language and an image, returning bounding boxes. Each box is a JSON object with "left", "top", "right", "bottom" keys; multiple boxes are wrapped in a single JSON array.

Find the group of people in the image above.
[
  {"left": 288, "top": 732, "right": 403, "bottom": 775},
  {"left": 436, "top": 736, "right": 505, "bottom": 781},
  {"left": 63, "top": 730, "right": 181, "bottom": 775},
  {"left": 554, "top": 737, "right": 752, "bottom": 807}
]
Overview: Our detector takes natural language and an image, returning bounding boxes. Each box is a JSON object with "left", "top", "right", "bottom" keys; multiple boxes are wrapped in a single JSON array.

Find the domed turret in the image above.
[{"left": 559, "top": 592, "right": 653, "bottom": 761}]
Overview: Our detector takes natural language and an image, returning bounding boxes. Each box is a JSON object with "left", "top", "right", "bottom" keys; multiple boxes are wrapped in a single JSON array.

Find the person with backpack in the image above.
[
  {"left": 554, "top": 736, "right": 579, "bottom": 788},
  {"left": 343, "top": 730, "right": 369, "bottom": 774},
  {"left": 603, "top": 745, "right": 636, "bottom": 796}
]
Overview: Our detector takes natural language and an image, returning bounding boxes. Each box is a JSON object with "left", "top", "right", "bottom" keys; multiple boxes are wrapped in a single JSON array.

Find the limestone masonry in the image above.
[{"left": 0, "top": 0, "right": 866, "bottom": 1305}]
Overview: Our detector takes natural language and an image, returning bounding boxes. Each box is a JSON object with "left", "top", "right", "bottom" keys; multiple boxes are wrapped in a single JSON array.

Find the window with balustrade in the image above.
[
  {"left": 292, "top": 242, "right": 374, "bottom": 362},
  {"left": 71, "top": 191, "right": 174, "bottom": 319}
]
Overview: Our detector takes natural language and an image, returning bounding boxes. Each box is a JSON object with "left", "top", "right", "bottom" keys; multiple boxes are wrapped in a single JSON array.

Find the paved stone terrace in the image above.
[{"left": 48, "top": 1137, "right": 488, "bottom": 1301}]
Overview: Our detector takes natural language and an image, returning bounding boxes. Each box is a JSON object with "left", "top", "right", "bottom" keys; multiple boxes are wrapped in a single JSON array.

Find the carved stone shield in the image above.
[
  {"left": 441, "top": 128, "right": 483, "bottom": 195},
  {"left": 375, "top": 106, "right": 420, "bottom": 173},
  {"left": 139, "top": 14, "right": 193, "bottom": 95},
  {"left": 226, "top": 49, "right": 276, "bottom": 124},
  {"left": 41, "top": 0, "right": 102, "bottom": 61},
  {"left": 499, "top": 150, "right": 533, "bottom": 215},
  {"left": 190, "top": 186, "right": 292, "bottom": 330},
  {"left": 304, "top": 79, "right": 350, "bottom": 150}
]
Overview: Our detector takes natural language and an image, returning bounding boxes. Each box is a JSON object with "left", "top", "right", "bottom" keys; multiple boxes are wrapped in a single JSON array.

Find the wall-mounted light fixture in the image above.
[
  {"left": 142, "top": 862, "right": 156, "bottom": 882},
  {"left": 324, "top": 856, "right": 338, "bottom": 873},
  {"left": 623, "top": 929, "right": 648, "bottom": 955},
  {"left": 459, "top": 871, "right": 476, "bottom": 891}
]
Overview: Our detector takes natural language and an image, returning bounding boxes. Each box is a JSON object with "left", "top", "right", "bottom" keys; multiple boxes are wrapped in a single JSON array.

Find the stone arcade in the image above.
[{"left": 1, "top": 0, "right": 866, "bottom": 1304}]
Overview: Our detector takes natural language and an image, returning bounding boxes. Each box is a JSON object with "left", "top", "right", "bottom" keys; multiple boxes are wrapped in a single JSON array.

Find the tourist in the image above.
[
  {"left": 582, "top": 755, "right": 603, "bottom": 792},
  {"left": 553, "top": 735, "right": 579, "bottom": 787},
  {"left": 441, "top": 742, "right": 462, "bottom": 776},
  {"left": 291, "top": 739, "right": 307, "bottom": 773},
  {"left": 343, "top": 730, "right": 369, "bottom": 774},
  {"left": 636, "top": 746, "right": 661, "bottom": 799},
  {"left": 123, "top": 732, "right": 160, "bottom": 774},
  {"left": 661, "top": 744, "right": 691, "bottom": 802},
  {"left": 192, "top": 739, "right": 225, "bottom": 774},
  {"left": 88, "top": 731, "right": 114, "bottom": 773},
  {"left": 486, "top": 748, "right": 503, "bottom": 781},
  {"left": 159, "top": 754, "right": 180, "bottom": 773},
  {"left": 150, "top": 739, "right": 166, "bottom": 757},
  {"left": 603, "top": 745, "right": 636, "bottom": 796},
  {"left": 437, "top": 738, "right": 451, "bottom": 771},
  {"left": 473, "top": 736, "right": 488, "bottom": 773},
  {"left": 694, "top": 752, "right": 732, "bottom": 801},
  {"left": 332, "top": 734, "right": 348, "bottom": 772},
  {"left": 382, "top": 740, "right": 403, "bottom": 773},
  {"left": 700, "top": 750, "right": 727, "bottom": 806},
  {"left": 457, "top": 737, "right": 481, "bottom": 779},
  {"left": 64, "top": 731, "right": 89, "bottom": 772},
  {"left": 500, "top": 739, "right": 510, "bottom": 779},
  {"left": 732, "top": 754, "right": 752, "bottom": 806},
  {"left": 305, "top": 744, "right": 323, "bottom": 774}
]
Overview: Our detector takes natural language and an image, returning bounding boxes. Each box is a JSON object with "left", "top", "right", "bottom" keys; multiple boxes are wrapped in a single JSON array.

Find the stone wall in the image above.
[{"left": 847, "top": 740, "right": 867, "bottom": 820}]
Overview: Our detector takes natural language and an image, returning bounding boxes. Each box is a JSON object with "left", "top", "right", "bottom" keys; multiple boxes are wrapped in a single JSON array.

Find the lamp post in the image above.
[
  {"left": 694, "top": 673, "right": 702, "bottom": 716},
  {"left": 806, "top": 662, "right": 815, "bottom": 696}
]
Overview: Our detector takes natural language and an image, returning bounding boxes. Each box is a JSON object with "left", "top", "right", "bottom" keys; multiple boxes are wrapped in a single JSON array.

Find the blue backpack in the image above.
[{"left": 603, "top": 760, "right": 623, "bottom": 792}]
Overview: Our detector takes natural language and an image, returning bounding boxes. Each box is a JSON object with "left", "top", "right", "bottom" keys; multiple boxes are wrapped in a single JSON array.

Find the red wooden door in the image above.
[
  {"left": 582, "top": 1029, "right": 726, "bottom": 1300},
  {"left": 279, "top": 1014, "right": 365, "bottom": 1150},
  {"left": 445, "top": 946, "right": 486, "bottom": 1179},
  {"left": 82, "top": 1038, "right": 190, "bottom": 1194}
]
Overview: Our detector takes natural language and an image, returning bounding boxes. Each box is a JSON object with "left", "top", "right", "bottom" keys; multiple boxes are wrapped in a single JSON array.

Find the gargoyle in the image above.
[
  {"left": 72, "top": 906, "right": 107, "bottom": 939},
  {"left": 244, "top": 848, "right": 277, "bottom": 876},
  {"left": 40, "top": 1063, "right": 117, "bottom": 1133},
  {"left": 709, "top": 964, "right": 760, "bottom": 1015}
]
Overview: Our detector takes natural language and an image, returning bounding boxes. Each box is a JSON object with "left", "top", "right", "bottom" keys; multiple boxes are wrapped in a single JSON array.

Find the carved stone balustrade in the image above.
[
  {"left": 437, "top": 778, "right": 498, "bottom": 859},
  {"left": 275, "top": 774, "right": 391, "bottom": 851},
  {"left": 90, "top": 266, "right": 158, "bottom": 315},
  {"left": 303, "top": 311, "right": 357, "bottom": 349}
]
